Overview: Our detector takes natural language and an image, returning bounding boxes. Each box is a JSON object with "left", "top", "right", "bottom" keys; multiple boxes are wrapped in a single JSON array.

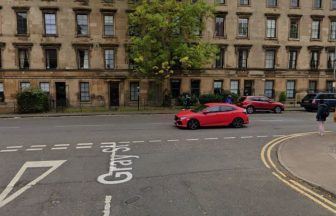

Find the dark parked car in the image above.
[
  {"left": 236, "top": 96, "right": 284, "bottom": 114},
  {"left": 301, "top": 92, "right": 336, "bottom": 111}
]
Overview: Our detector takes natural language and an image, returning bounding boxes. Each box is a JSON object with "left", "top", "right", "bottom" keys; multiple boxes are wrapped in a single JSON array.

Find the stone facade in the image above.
[{"left": 0, "top": 0, "right": 335, "bottom": 113}]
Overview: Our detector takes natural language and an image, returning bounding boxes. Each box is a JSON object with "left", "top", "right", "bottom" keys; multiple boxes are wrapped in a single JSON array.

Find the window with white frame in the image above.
[
  {"left": 308, "top": 80, "right": 317, "bottom": 93},
  {"left": 44, "top": 12, "right": 57, "bottom": 35},
  {"left": 18, "top": 48, "right": 30, "bottom": 69},
  {"left": 311, "top": 20, "right": 321, "bottom": 39},
  {"left": 104, "top": 14, "right": 114, "bottom": 36},
  {"left": 286, "top": 80, "right": 296, "bottom": 99},
  {"left": 104, "top": 49, "right": 115, "bottom": 69},
  {"left": 327, "top": 50, "right": 336, "bottom": 69},
  {"left": 289, "top": 18, "right": 299, "bottom": 39},
  {"left": 332, "top": 0, "right": 336, "bottom": 9},
  {"left": 290, "top": 0, "right": 299, "bottom": 7},
  {"left": 215, "top": 15, "right": 225, "bottom": 37},
  {"left": 330, "top": 20, "right": 336, "bottom": 40},
  {"left": 267, "top": 0, "right": 277, "bottom": 7},
  {"left": 230, "top": 80, "right": 239, "bottom": 95},
  {"left": 80, "top": 82, "right": 90, "bottom": 102},
  {"left": 310, "top": 50, "right": 320, "bottom": 69},
  {"left": 288, "top": 50, "right": 298, "bottom": 69},
  {"left": 130, "top": 81, "right": 139, "bottom": 101},
  {"left": 266, "top": 18, "right": 276, "bottom": 38},
  {"left": 239, "top": 0, "right": 249, "bottom": 6},
  {"left": 238, "top": 49, "right": 248, "bottom": 69},
  {"left": 214, "top": 80, "right": 223, "bottom": 95},
  {"left": 76, "top": 14, "right": 89, "bottom": 36},
  {"left": 265, "top": 50, "right": 276, "bottom": 69},
  {"left": 39, "top": 82, "right": 50, "bottom": 93},
  {"left": 77, "top": 49, "right": 89, "bottom": 69},
  {"left": 313, "top": 0, "right": 322, "bottom": 9},
  {"left": 0, "top": 82, "right": 4, "bottom": 102},
  {"left": 215, "top": 47, "right": 225, "bottom": 68},
  {"left": 20, "top": 82, "right": 30, "bottom": 91},
  {"left": 238, "top": 18, "right": 249, "bottom": 37},
  {"left": 264, "top": 80, "right": 274, "bottom": 98}
]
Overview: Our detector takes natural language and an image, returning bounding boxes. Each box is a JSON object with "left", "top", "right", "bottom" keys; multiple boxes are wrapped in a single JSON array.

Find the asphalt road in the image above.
[{"left": 0, "top": 111, "right": 335, "bottom": 216}]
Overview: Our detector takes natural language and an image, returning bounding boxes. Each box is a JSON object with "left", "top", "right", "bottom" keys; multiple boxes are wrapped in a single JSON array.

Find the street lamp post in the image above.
[{"left": 137, "top": 86, "right": 140, "bottom": 111}]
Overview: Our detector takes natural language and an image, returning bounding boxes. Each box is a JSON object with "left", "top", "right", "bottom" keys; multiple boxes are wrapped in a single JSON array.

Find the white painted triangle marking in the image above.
[{"left": 0, "top": 160, "right": 66, "bottom": 208}]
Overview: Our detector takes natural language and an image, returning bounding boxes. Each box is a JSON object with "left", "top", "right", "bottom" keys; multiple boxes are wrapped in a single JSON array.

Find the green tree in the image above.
[{"left": 128, "top": 0, "right": 217, "bottom": 79}]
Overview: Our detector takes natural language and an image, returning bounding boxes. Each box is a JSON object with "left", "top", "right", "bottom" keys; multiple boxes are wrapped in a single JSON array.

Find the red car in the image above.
[
  {"left": 175, "top": 103, "right": 249, "bottom": 130},
  {"left": 236, "top": 96, "right": 284, "bottom": 114}
]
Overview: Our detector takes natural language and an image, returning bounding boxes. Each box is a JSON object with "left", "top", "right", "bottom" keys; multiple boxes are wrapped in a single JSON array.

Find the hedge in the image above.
[{"left": 16, "top": 88, "right": 50, "bottom": 113}]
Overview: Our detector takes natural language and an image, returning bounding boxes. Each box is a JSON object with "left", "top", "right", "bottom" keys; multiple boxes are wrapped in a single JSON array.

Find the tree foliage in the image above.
[{"left": 128, "top": 0, "right": 217, "bottom": 79}]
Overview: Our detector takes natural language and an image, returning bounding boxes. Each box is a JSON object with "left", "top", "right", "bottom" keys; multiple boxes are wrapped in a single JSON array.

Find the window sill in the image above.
[
  {"left": 310, "top": 38, "right": 322, "bottom": 42},
  {"left": 236, "top": 36, "right": 249, "bottom": 40},
  {"left": 102, "top": 35, "right": 117, "bottom": 38},
  {"left": 265, "top": 37, "right": 278, "bottom": 41},
  {"left": 15, "top": 34, "right": 29, "bottom": 37},
  {"left": 288, "top": 38, "right": 300, "bottom": 41}
]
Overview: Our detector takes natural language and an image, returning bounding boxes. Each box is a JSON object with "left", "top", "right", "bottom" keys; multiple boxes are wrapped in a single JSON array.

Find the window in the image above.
[
  {"left": 191, "top": 80, "right": 200, "bottom": 97},
  {"left": 18, "top": 48, "right": 29, "bottom": 69},
  {"left": 311, "top": 20, "right": 321, "bottom": 39},
  {"left": 77, "top": 49, "right": 89, "bottom": 69},
  {"left": 80, "top": 82, "right": 90, "bottom": 102},
  {"left": 328, "top": 50, "right": 336, "bottom": 69},
  {"left": 44, "top": 13, "right": 57, "bottom": 35},
  {"left": 286, "top": 80, "right": 296, "bottom": 99},
  {"left": 16, "top": 12, "right": 28, "bottom": 35},
  {"left": 104, "top": 49, "right": 115, "bottom": 69},
  {"left": 216, "top": 0, "right": 225, "bottom": 4},
  {"left": 289, "top": 18, "right": 299, "bottom": 39},
  {"left": 238, "top": 18, "right": 249, "bottom": 37},
  {"left": 216, "top": 48, "right": 225, "bottom": 68},
  {"left": 215, "top": 15, "right": 225, "bottom": 37},
  {"left": 332, "top": 0, "right": 336, "bottom": 9},
  {"left": 330, "top": 20, "right": 336, "bottom": 40},
  {"left": 288, "top": 50, "right": 298, "bottom": 69},
  {"left": 20, "top": 82, "right": 30, "bottom": 91},
  {"left": 313, "top": 0, "right": 322, "bottom": 9},
  {"left": 327, "top": 81, "right": 334, "bottom": 92},
  {"left": 267, "top": 0, "right": 277, "bottom": 7},
  {"left": 76, "top": 14, "right": 88, "bottom": 36},
  {"left": 214, "top": 80, "right": 223, "bottom": 94},
  {"left": 230, "top": 80, "right": 239, "bottom": 95},
  {"left": 0, "top": 83, "right": 4, "bottom": 102},
  {"left": 290, "top": 0, "right": 299, "bottom": 7},
  {"left": 45, "top": 49, "right": 57, "bottom": 69},
  {"left": 39, "top": 82, "right": 50, "bottom": 93},
  {"left": 238, "top": 49, "right": 248, "bottom": 69},
  {"left": 130, "top": 81, "right": 139, "bottom": 101},
  {"left": 308, "top": 80, "right": 317, "bottom": 93},
  {"left": 239, "top": 0, "right": 249, "bottom": 6},
  {"left": 104, "top": 14, "right": 114, "bottom": 36},
  {"left": 266, "top": 18, "right": 276, "bottom": 38},
  {"left": 265, "top": 50, "right": 276, "bottom": 69},
  {"left": 264, "top": 80, "right": 274, "bottom": 98},
  {"left": 310, "top": 50, "right": 319, "bottom": 69},
  {"left": 170, "top": 79, "right": 181, "bottom": 98}
]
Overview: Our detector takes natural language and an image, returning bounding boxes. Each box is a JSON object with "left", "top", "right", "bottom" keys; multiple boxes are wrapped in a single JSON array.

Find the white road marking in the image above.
[
  {"left": 167, "top": 139, "right": 179, "bottom": 142},
  {"left": 30, "top": 145, "right": 46, "bottom": 148},
  {"left": 55, "top": 124, "right": 112, "bottom": 128},
  {"left": 26, "top": 148, "right": 43, "bottom": 151},
  {"left": 51, "top": 147, "right": 68, "bottom": 150},
  {"left": 102, "top": 142, "right": 118, "bottom": 145},
  {"left": 6, "top": 146, "right": 22, "bottom": 149},
  {"left": 0, "top": 160, "right": 66, "bottom": 208},
  {"left": 204, "top": 138, "right": 219, "bottom": 140},
  {"left": 117, "top": 141, "right": 130, "bottom": 144},
  {"left": 77, "top": 143, "right": 93, "bottom": 146},
  {"left": 273, "top": 135, "right": 285, "bottom": 137},
  {"left": 149, "top": 140, "right": 162, "bottom": 143},
  {"left": 54, "top": 144, "right": 70, "bottom": 147},
  {"left": 0, "top": 149, "right": 18, "bottom": 153},
  {"left": 257, "top": 135, "right": 268, "bottom": 138},
  {"left": 103, "top": 195, "right": 112, "bottom": 216},
  {"left": 241, "top": 136, "right": 253, "bottom": 139},
  {"left": 76, "top": 146, "right": 92, "bottom": 149},
  {"left": 186, "top": 138, "right": 199, "bottom": 141},
  {"left": 0, "top": 127, "right": 20, "bottom": 129},
  {"left": 224, "top": 137, "right": 236, "bottom": 139},
  {"left": 132, "top": 141, "right": 145, "bottom": 143}
]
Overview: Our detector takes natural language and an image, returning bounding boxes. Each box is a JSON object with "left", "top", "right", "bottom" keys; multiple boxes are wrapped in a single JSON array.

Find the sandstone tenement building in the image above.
[{"left": 0, "top": 0, "right": 336, "bottom": 112}]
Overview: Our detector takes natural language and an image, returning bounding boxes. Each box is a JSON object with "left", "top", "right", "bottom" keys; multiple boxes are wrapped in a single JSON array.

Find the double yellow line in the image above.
[{"left": 261, "top": 132, "right": 336, "bottom": 214}]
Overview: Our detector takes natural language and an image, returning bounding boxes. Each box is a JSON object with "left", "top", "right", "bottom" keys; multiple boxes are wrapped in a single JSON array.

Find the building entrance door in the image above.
[
  {"left": 244, "top": 80, "right": 254, "bottom": 96},
  {"left": 55, "top": 82, "right": 66, "bottom": 107},
  {"left": 109, "top": 82, "right": 119, "bottom": 107}
]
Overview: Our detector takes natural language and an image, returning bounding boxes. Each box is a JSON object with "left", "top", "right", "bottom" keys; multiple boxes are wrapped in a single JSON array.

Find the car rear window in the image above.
[{"left": 303, "top": 94, "right": 316, "bottom": 100}]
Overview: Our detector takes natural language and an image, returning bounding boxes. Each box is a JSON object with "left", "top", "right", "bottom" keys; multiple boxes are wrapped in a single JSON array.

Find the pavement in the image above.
[
  {"left": 0, "top": 106, "right": 305, "bottom": 118},
  {"left": 278, "top": 132, "right": 336, "bottom": 196}
]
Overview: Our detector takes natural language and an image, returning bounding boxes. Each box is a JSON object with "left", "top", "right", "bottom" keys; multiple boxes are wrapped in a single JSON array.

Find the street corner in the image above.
[{"left": 261, "top": 132, "right": 336, "bottom": 214}]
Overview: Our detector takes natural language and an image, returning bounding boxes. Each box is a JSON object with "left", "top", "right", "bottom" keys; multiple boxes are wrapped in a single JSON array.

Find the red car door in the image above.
[
  {"left": 201, "top": 106, "right": 221, "bottom": 126},
  {"left": 260, "top": 97, "right": 274, "bottom": 110},
  {"left": 218, "top": 105, "right": 236, "bottom": 125}
]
